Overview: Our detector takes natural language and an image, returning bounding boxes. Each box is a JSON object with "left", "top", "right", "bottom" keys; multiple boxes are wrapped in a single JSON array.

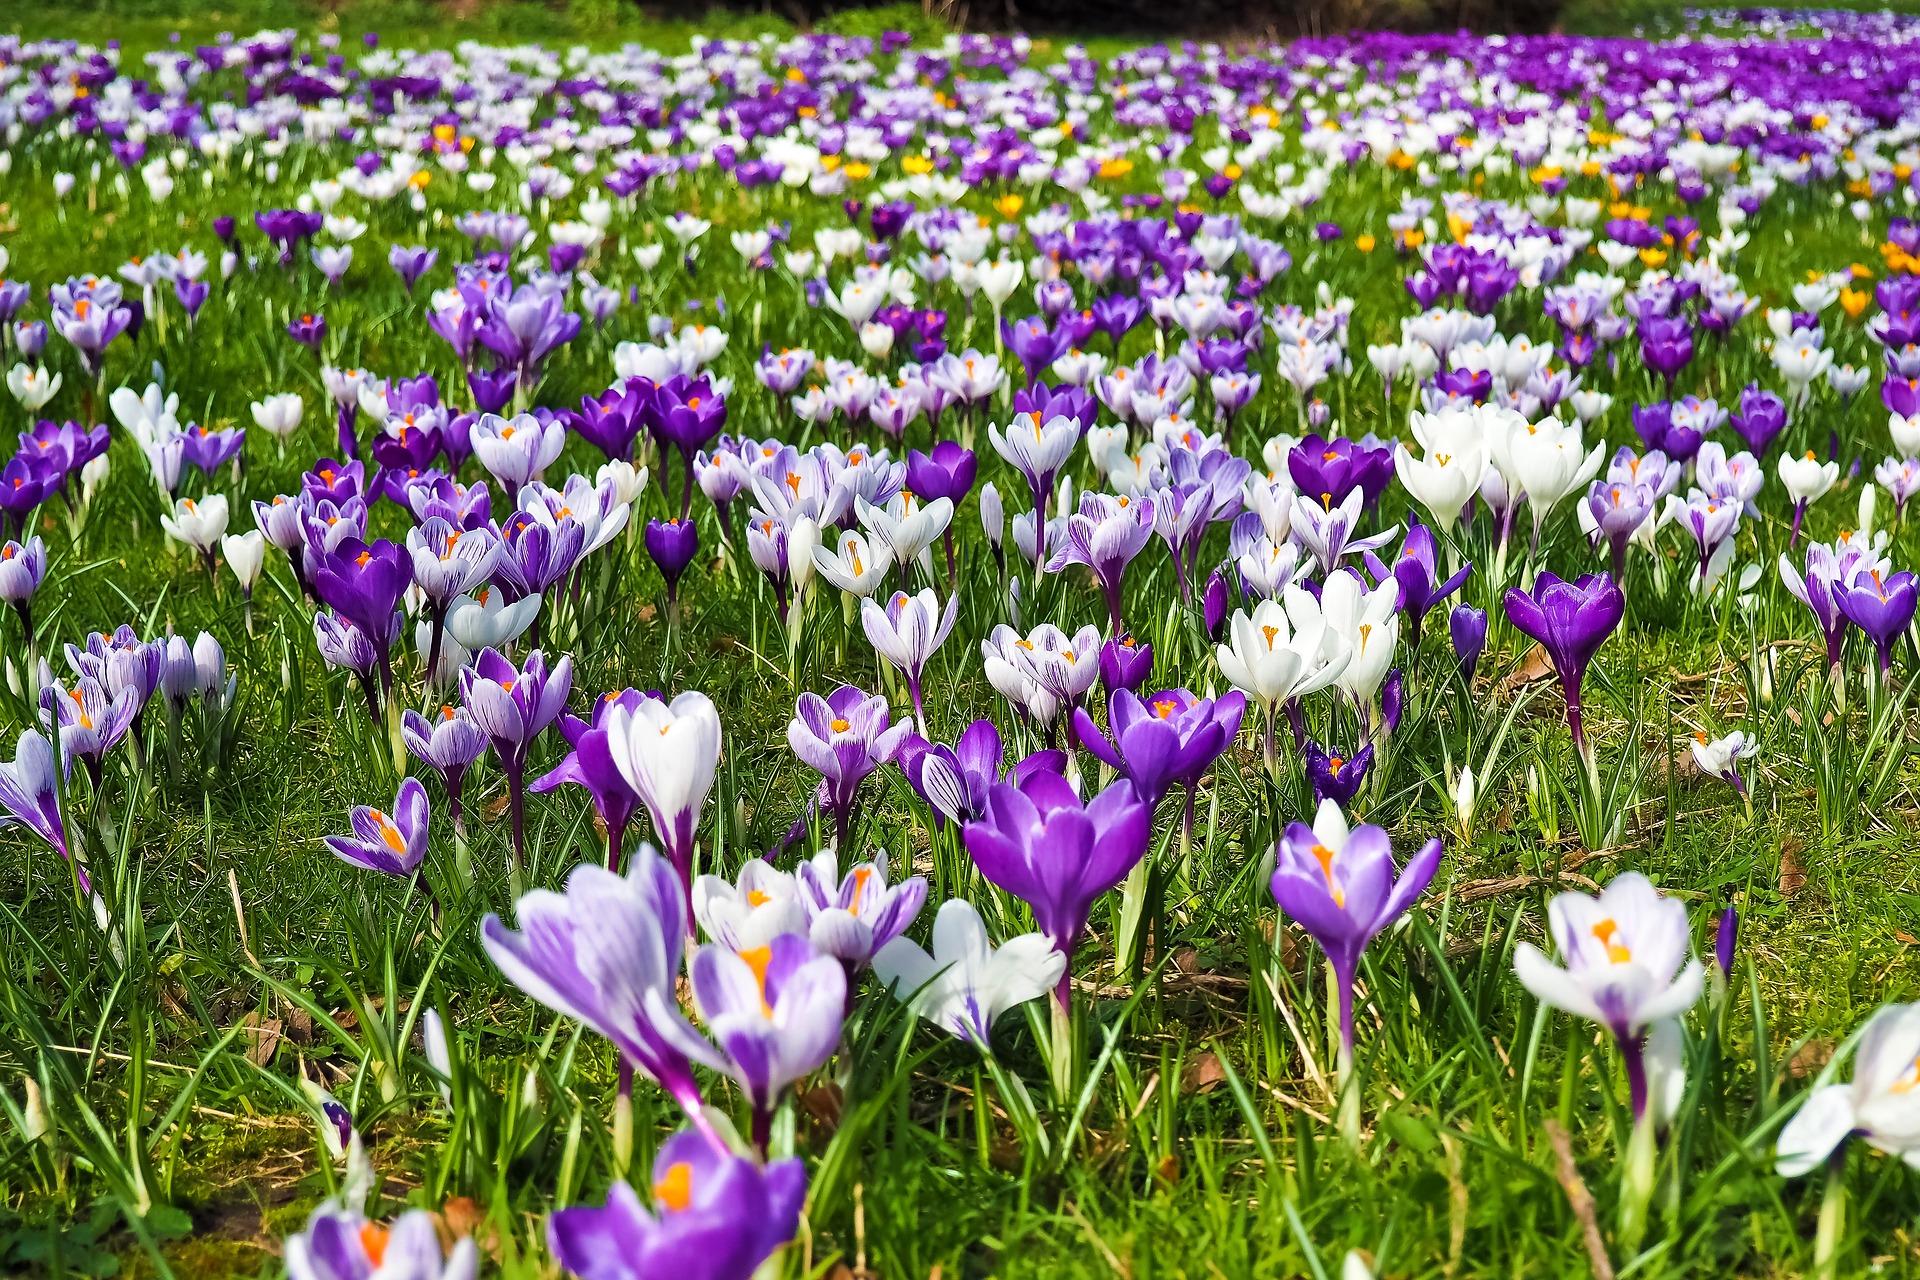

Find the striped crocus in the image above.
[
  {"left": 459, "top": 648, "right": 572, "bottom": 885},
  {"left": 860, "top": 588, "right": 958, "bottom": 735},
  {"left": 323, "top": 777, "right": 431, "bottom": 883},
  {"left": 689, "top": 934, "right": 845, "bottom": 1151},
  {"left": 606, "top": 690, "right": 723, "bottom": 918}
]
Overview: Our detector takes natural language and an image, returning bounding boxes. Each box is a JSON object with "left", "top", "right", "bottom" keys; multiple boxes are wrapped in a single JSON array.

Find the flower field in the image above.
[{"left": 0, "top": 6, "right": 1918, "bottom": 1277}]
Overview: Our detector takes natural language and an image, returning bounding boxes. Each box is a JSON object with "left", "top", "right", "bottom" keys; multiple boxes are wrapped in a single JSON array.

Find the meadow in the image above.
[{"left": 0, "top": 6, "right": 1915, "bottom": 1278}]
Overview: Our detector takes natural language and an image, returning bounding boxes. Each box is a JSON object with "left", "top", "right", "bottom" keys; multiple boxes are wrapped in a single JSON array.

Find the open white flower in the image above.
[
  {"left": 1777, "top": 1002, "right": 1920, "bottom": 1176},
  {"left": 1216, "top": 589, "right": 1350, "bottom": 712},
  {"left": 812, "top": 529, "right": 893, "bottom": 598},
  {"left": 1514, "top": 872, "right": 1704, "bottom": 1042},
  {"left": 872, "top": 899, "right": 1065, "bottom": 1049}
]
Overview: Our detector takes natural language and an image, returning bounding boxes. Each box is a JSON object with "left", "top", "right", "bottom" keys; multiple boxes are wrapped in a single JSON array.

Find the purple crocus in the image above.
[
  {"left": 1836, "top": 568, "right": 1919, "bottom": 676},
  {"left": 43, "top": 676, "right": 138, "bottom": 791},
  {"left": 1305, "top": 740, "right": 1373, "bottom": 808},
  {"left": 689, "top": 934, "right": 845, "bottom": 1151},
  {"left": 482, "top": 848, "right": 729, "bottom": 1150},
  {"left": 786, "top": 685, "right": 912, "bottom": 853},
  {"left": 1729, "top": 384, "right": 1787, "bottom": 457},
  {"left": 0, "top": 537, "right": 46, "bottom": 640},
  {"left": 896, "top": 718, "right": 1066, "bottom": 831},
  {"left": 1270, "top": 799, "right": 1441, "bottom": 1137},
  {"left": 1363, "top": 520, "right": 1469, "bottom": 650},
  {"left": 1502, "top": 572, "right": 1625, "bottom": 763},
  {"left": 323, "top": 777, "right": 430, "bottom": 881},
  {"left": 1098, "top": 633, "right": 1153, "bottom": 698},
  {"left": 1450, "top": 603, "right": 1488, "bottom": 681},
  {"left": 287, "top": 312, "right": 327, "bottom": 352},
  {"left": 963, "top": 771, "right": 1150, "bottom": 1006},
  {"left": 460, "top": 647, "right": 573, "bottom": 883},
  {"left": 1070, "top": 687, "right": 1245, "bottom": 809},
  {"left": 905, "top": 441, "right": 976, "bottom": 579},
  {"left": 308, "top": 537, "right": 411, "bottom": 697},
  {"left": 388, "top": 244, "right": 439, "bottom": 293},
  {"left": 645, "top": 518, "right": 700, "bottom": 615},
  {"left": 531, "top": 689, "right": 649, "bottom": 869},
  {"left": 546, "top": 1127, "right": 804, "bottom": 1280}
]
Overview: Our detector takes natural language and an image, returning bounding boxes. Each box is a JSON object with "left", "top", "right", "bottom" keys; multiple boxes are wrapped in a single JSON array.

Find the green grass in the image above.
[{"left": 0, "top": 7, "right": 1915, "bottom": 1280}]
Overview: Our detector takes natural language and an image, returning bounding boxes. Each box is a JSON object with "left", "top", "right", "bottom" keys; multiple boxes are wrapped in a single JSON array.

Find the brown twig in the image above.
[{"left": 1544, "top": 1119, "right": 1615, "bottom": 1280}]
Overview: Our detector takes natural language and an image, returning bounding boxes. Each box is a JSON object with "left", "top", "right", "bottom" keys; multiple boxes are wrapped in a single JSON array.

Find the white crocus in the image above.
[
  {"left": 159, "top": 494, "right": 229, "bottom": 555},
  {"left": 1514, "top": 872, "right": 1705, "bottom": 1042},
  {"left": 1318, "top": 569, "right": 1400, "bottom": 708},
  {"left": 1777, "top": 1002, "right": 1920, "bottom": 1177},
  {"left": 692, "top": 859, "right": 807, "bottom": 952},
  {"left": 872, "top": 898, "right": 1065, "bottom": 1050},
  {"left": 812, "top": 529, "right": 893, "bottom": 598},
  {"left": 1778, "top": 450, "right": 1840, "bottom": 507},
  {"left": 1215, "top": 589, "right": 1350, "bottom": 713},
  {"left": 7, "top": 364, "right": 61, "bottom": 410},
  {"left": 250, "top": 392, "right": 305, "bottom": 444}
]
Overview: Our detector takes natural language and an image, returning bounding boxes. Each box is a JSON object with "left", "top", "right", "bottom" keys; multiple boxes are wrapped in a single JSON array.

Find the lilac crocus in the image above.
[
  {"left": 689, "top": 934, "right": 845, "bottom": 1151},
  {"left": 0, "top": 537, "right": 46, "bottom": 640},
  {"left": 1271, "top": 799, "right": 1440, "bottom": 1137},
  {"left": 1781, "top": 538, "right": 1883, "bottom": 697},
  {"left": 860, "top": 589, "right": 958, "bottom": 733},
  {"left": 895, "top": 718, "right": 1066, "bottom": 830},
  {"left": 323, "top": 777, "right": 430, "bottom": 881},
  {"left": 1586, "top": 477, "right": 1657, "bottom": 580},
  {"left": 546, "top": 1127, "right": 804, "bottom": 1280},
  {"left": 532, "top": 690, "right": 652, "bottom": 870},
  {"left": 787, "top": 685, "right": 912, "bottom": 853},
  {"left": 1070, "top": 687, "right": 1245, "bottom": 809},
  {"left": 963, "top": 771, "right": 1150, "bottom": 1006},
  {"left": 793, "top": 847, "right": 928, "bottom": 973},
  {"left": 0, "top": 729, "right": 80, "bottom": 893},
  {"left": 1503, "top": 572, "right": 1625, "bottom": 763},
  {"left": 402, "top": 704, "right": 488, "bottom": 842},
  {"left": 1729, "top": 384, "right": 1787, "bottom": 457},
  {"left": 388, "top": 244, "right": 439, "bottom": 293},
  {"left": 42, "top": 676, "right": 138, "bottom": 790},
  {"left": 460, "top": 647, "right": 573, "bottom": 882},
  {"left": 1047, "top": 492, "right": 1156, "bottom": 632},
  {"left": 406, "top": 519, "right": 500, "bottom": 684},
  {"left": 482, "top": 848, "right": 728, "bottom": 1149}
]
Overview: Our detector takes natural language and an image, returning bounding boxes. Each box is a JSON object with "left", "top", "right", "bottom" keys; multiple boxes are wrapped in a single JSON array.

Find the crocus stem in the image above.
[
  {"left": 751, "top": 1103, "right": 773, "bottom": 1157},
  {"left": 424, "top": 605, "right": 448, "bottom": 688},
  {"left": 1814, "top": 1152, "right": 1846, "bottom": 1280},
  {"left": 507, "top": 765, "right": 527, "bottom": 900},
  {"left": 612, "top": 1061, "right": 634, "bottom": 1179},
  {"left": 1048, "top": 985, "right": 1074, "bottom": 1103}
]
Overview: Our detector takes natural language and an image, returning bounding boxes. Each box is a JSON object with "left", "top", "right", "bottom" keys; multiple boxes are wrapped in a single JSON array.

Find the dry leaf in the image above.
[
  {"left": 1173, "top": 947, "right": 1201, "bottom": 974},
  {"left": 800, "top": 1082, "right": 844, "bottom": 1132},
  {"left": 1155, "top": 1152, "right": 1180, "bottom": 1185},
  {"left": 1181, "top": 1050, "right": 1226, "bottom": 1095},
  {"left": 1896, "top": 931, "right": 1919, "bottom": 946},
  {"left": 1789, "top": 1040, "right": 1833, "bottom": 1078},
  {"left": 637, "top": 602, "right": 657, "bottom": 622},
  {"left": 1779, "top": 837, "right": 1806, "bottom": 897},
  {"left": 238, "top": 1013, "right": 283, "bottom": 1067},
  {"left": 1500, "top": 646, "right": 1555, "bottom": 693},
  {"left": 480, "top": 792, "right": 511, "bottom": 823}
]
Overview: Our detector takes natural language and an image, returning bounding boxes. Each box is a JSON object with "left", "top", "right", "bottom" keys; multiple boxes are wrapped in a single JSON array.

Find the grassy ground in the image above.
[{"left": 0, "top": 5, "right": 1914, "bottom": 1280}]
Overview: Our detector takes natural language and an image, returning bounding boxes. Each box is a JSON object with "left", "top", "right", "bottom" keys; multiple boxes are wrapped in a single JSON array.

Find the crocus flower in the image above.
[
  {"left": 0, "top": 537, "right": 46, "bottom": 637},
  {"left": 1291, "top": 487, "right": 1397, "bottom": 577},
  {"left": 309, "top": 537, "right": 410, "bottom": 697},
  {"left": 42, "top": 676, "right": 138, "bottom": 790},
  {"left": 470, "top": 412, "right": 565, "bottom": 503},
  {"left": 1776, "top": 1002, "right": 1920, "bottom": 1176},
  {"left": 286, "top": 1204, "right": 477, "bottom": 1280},
  {"left": 606, "top": 690, "right": 723, "bottom": 913},
  {"left": 1305, "top": 740, "right": 1373, "bottom": 807},
  {"left": 1836, "top": 567, "right": 1919, "bottom": 675},
  {"left": 0, "top": 728, "right": 80, "bottom": 892},
  {"left": 693, "top": 860, "right": 805, "bottom": 953},
  {"left": 1046, "top": 492, "right": 1156, "bottom": 631},
  {"left": 860, "top": 588, "right": 958, "bottom": 733},
  {"left": 964, "top": 770, "right": 1149, "bottom": 1006},
  {"left": 645, "top": 518, "right": 700, "bottom": 614},
  {"left": 546, "top": 1127, "right": 804, "bottom": 1280},
  {"left": 1780, "top": 538, "right": 1883, "bottom": 687},
  {"left": 690, "top": 933, "right": 845, "bottom": 1150},
  {"left": 988, "top": 410, "right": 1078, "bottom": 564},
  {"left": 482, "top": 848, "right": 727, "bottom": 1146},
  {"left": 1513, "top": 871, "right": 1704, "bottom": 1121},
  {"left": 792, "top": 847, "right": 928, "bottom": 973},
  {"left": 1216, "top": 592, "right": 1349, "bottom": 769},
  {"left": 787, "top": 685, "right": 912, "bottom": 852},
  {"left": 1364, "top": 521, "right": 1468, "bottom": 650},
  {"left": 459, "top": 647, "right": 572, "bottom": 879},
  {"left": 871, "top": 898, "right": 1066, "bottom": 1049},
  {"left": 402, "top": 705, "right": 488, "bottom": 840},
  {"left": 1689, "top": 729, "right": 1755, "bottom": 799},
  {"left": 1071, "top": 687, "right": 1245, "bottom": 809},
  {"left": 323, "top": 777, "right": 430, "bottom": 880},
  {"left": 1271, "top": 799, "right": 1440, "bottom": 1136},
  {"left": 1098, "top": 633, "right": 1153, "bottom": 697},
  {"left": 1502, "top": 572, "right": 1624, "bottom": 762},
  {"left": 532, "top": 689, "right": 651, "bottom": 870}
]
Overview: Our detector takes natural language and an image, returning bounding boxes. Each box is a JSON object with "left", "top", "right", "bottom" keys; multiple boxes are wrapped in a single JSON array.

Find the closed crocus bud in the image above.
[
  {"left": 222, "top": 530, "right": 265, "bottom": 598},
  {"left": 1202, "top": 568, "right": 1230, "bottom": 642},
  {"left": 1380, "top": 668, "right": 1404, "bottom": 733},
  {"left": 159, "top": 634, "right": 196, "bottom": 705},
  {"left": 191, "top": 632, "right": 225, "bottom": 698},
  {"left": 1098, "top": 633, "right": 1153, "bottom": 698},
  {"left": 1450, "top": 603, "right": 1488, "bottom": 678},
  {"left": 645, "top": 517, "right": 700, "bottom": 608},
  {"left": 1715, "top": 904, "right": 1739, "bottom": 981},
  {"left": 1452, "top": 763, "right": 1476, "bottom": 831},
  {"left": 787, "top": 516, "right": 819, "bottom": 601},
  {"left": 979, "top": 481, "right": 1004, "bottom": 551}
]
